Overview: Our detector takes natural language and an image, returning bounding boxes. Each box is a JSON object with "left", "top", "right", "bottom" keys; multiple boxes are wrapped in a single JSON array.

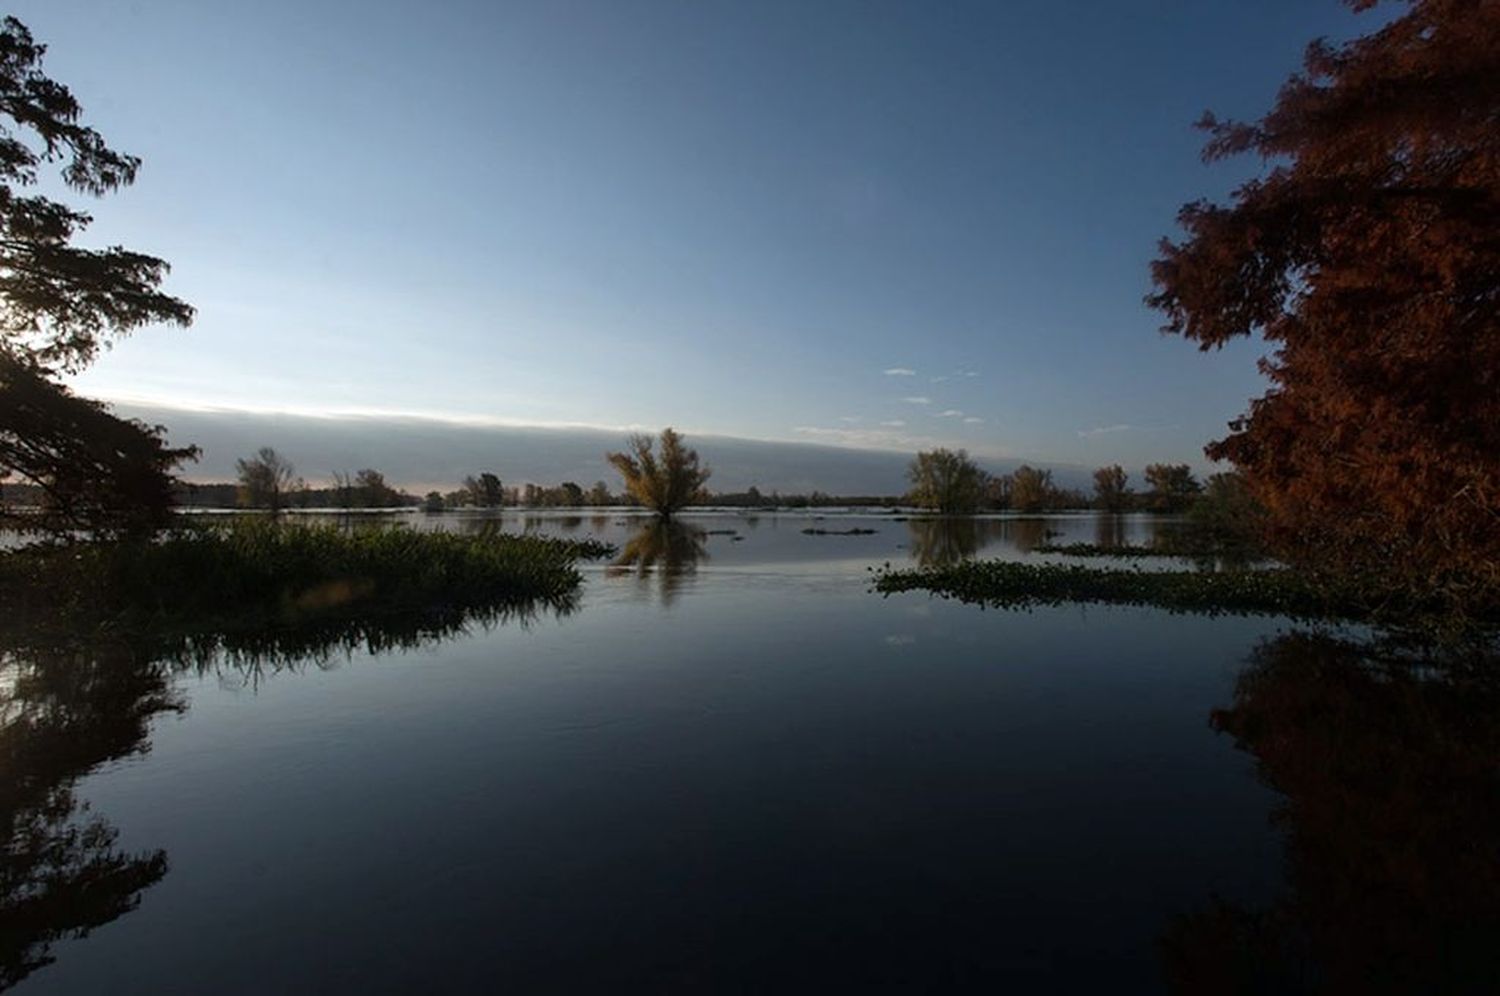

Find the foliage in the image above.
[
  {"left": 0, "top": 355, "right": 197, "bottom": 534},
  {"left": 0, "top": 17, "right": 192, "bottom": 372},
  {"left": 0, "top": 532, "right": 606, "bottom": 988},
  {"left": 1147, "top": 0, "right": 1500, "bottom": 611},
  {"left": 463, "top": 472, "right": 504, "bottom": 508},
  {"left": 0, "top": 19, "right": 196, "bottom": 535},
  {"left": 1009, "top": 465, "right": 1054, "bottom": 513},
  {"left": 1143, "top": 463, "right": 1201, "bottom": 513},
  {"left": 0, "top": 520, "right": 614, "bottom": 641},
  {"left": 1183, "top": 471, "right": 1265, "bottom": 561},
  {"left": 235, "top": 447, "right": 300, "bottom": 510},
  {"left": 352, "top": 468, "right": 403, "bottom": 507},
  {"left": 906, "top": 448, "right": 987, "bottom": 514},
  {"left": 606, "top": 428, "right": 711, "bottom": 520},
  {"left": 1092, "top": 465, "right": 1131, "bottom": 511},
  {"left": 872, "top": 558, "right": 1496, "bottom": 628}
]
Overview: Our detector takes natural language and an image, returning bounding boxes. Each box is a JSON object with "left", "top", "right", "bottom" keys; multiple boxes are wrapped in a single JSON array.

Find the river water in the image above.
[{"left": 4, "top": 512, "right": 1492, "bottom": 993}]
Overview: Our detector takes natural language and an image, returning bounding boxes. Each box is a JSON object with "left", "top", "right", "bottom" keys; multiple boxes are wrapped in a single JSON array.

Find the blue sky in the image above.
[{"left": 20, "top": 0, "right": 1369, "bottom": 470}]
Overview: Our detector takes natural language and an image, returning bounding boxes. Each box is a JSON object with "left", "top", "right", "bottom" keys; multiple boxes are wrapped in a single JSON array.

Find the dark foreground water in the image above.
[{"left": 4, "top": 513, "right": 1496, "bottom": 993}]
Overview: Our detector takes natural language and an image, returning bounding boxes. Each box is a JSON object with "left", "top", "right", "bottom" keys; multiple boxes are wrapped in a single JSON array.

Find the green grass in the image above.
[
  {"left": 0, "top": 520, "right": 615, "bottom": 643},
  {"left": 871, "top": 559, "right": 1486, "bottom": 627}
]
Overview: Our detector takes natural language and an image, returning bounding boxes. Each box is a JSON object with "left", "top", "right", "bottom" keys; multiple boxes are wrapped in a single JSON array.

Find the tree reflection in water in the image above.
[
  {"left": 1162, "top": 632, "right": 1500, "bottom": 995},
  {"left": 0, "top": 594, "right": 576, "bottom": 991},
  {"left": 608, "top": 521, "right": 709, "bottom": 605},
  {"left": 905, "top": 517, "right": 1023, "bottom": 566}
]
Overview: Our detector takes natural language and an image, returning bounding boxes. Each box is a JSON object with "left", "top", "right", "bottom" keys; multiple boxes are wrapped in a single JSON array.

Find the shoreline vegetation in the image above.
[
  {"left": 0, "top": 521, "right": 615, "bottom": 646},
  {"left": 872, "top": 560, "right": 1499, "bottom": 634}
]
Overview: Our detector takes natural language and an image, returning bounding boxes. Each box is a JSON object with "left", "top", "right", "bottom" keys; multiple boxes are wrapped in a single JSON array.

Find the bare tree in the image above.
[{"left": 236, "top": 448, "right": 299, "bottom": 510}]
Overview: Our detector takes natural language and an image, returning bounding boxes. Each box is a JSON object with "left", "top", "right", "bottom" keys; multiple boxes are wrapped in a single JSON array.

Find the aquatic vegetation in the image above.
[
  {"left": 0, "top": 520, "right": 614, "bottom": 640},
  {"left": 872, "top": 559, "right": 1496, "bottom": 628}
]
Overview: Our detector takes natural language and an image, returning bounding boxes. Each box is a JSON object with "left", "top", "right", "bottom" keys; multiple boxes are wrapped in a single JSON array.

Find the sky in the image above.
[{"left": 17, "top": 0, "right": 1372, "bottom": 477}]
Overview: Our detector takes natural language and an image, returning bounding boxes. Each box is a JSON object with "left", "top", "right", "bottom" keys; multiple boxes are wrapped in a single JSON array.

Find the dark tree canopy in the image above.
[
  {"left": 1148, "top": 0, "right": 1499, "bottom": 608},
  {"left": 0, "top": 17, "right": 192, "bottom": 372},
  {"left": 0, "top": 355, "right": 197, "bottom": 534}
]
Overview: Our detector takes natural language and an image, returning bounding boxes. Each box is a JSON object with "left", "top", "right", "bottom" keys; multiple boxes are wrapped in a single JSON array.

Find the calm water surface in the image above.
[{"left": 5, "top": 513, "right": 1492, "bottom": 992}]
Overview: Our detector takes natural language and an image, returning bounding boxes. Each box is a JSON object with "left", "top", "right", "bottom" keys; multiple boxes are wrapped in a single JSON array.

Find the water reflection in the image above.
[
  {"left": 904, "top": 517, "right": 1056, "bottom": 566},
  {"left": 1162, "top": 632, "right": 1500, "bottom": 993},
  {"left": 1095, "top": 513, "right": 1128, "bottom": 549},
  {"left": 608, "top": 521, "right": 709, "bottom": 605},
  {"left": 0, "top": 641, "right": 175, "bottom": 990},
  {"left": 0, "top": 594, "right": 575, "bottom": 991}
]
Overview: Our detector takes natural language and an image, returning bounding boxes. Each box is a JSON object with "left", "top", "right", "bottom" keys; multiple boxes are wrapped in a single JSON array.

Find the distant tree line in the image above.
[{"left": 905, "top": 449, "right": 1213, "bottom": 515}]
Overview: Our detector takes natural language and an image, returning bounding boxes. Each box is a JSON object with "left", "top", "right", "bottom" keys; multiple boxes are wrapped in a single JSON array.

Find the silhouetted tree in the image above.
[
  {"left": 606, "top": 428, "right": 711, "bottom": 520},
  {"left": 907, "top": 448, "right": 987, "bottom": 514},
  {"left": 235, "top": 447, "right": 299, "bottom": 510},
  {"left": 0, "top": 18, "right": 194, "bottom": 532},
  {"left": 0, "top": 356, "right": 196, "bottom": 534},
  {"left": 556, "top": 481, "right": 584, "bottom": 507},
  {"left": 588, "top": 480, "right": 612, "bottom": 506},
  {"left": 1092, "top": 465, "right": 1131, "bottom": 512},
  {"left": 1143, "top": 463, "right": 1201, "bottom": 513},
  {"left": 353, "top": 468, "right": 403, "bottom": 507},
  {"left": 463, "top": 472, "right": 503, "bottom": 508},
  {"left": 1147, "top": 0, "right": 1500, "bottom": 610},
  {"left": 0, "top": 18, "right": 193, "bottom": 372},
  {"left": 1009, "top": 465, "right": 1053, "bottom": 513}
]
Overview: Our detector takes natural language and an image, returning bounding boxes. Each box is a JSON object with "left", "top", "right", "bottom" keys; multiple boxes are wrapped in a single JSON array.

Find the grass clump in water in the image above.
[
  {"left": 872, "top": 559, "right": 1492, "bottom": 629},
  {"left": 0, "top": 520, "right": 615, "bottom": 639}
]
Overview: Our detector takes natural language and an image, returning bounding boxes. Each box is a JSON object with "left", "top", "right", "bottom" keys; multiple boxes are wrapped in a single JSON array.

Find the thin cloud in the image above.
[
  {"left": 935, "top": 409, "right": 964, "bottom": 418},
  {"left": 963, "top": 416, "right": 984, "bottom": 424},
  {"left": 900, "top": 396, "right": 932, "bottom": 405},
  {"left": 929, "top": 375, "right": 949, "bottom": 383},
  {"left": 883, "top": 367, "right": 917, "bottom": 376},
  {"left": 1077, "top": 423, "right": 1134, "bottom": 438},
  {"left": 838, "top": 416, "right": 862, "bottom": 423},
  {"left": 879, "top": 419, "right": 906, "bottom": 427},
  {"left": 960, "top": 370, "right": 979, "bottom": 377}
]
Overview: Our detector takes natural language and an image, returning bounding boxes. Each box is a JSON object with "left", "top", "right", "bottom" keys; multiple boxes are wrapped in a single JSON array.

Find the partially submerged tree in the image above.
[
  {"left": 353, "top": 468, "right": 402, "bottom": 507},
  {"left": 463, "top": 472, "right": 503, "bottom": 508},
  {"left": 235, "top": 448, "right": 299, "bottom": 511},
  {"left": 0, "top": 355, "right": 196, "bottom": 534},
  {"left": 907, "top": 448, "right": 987, "bottom": 514},
  {"left": 606, "top": 428, "right": 711, "bottom": 520},
  {"left": 1143, "top": 463, "right": 1201, "bottom": 514},
  {"left": 1009, "top": 465, "right": 1054, "bottom": 513},
  {"left": 1092, "top": 465, "right": 1131, "bottom": 512},
  {"left": 1147, "top": 0, "right": 1500, "bottom": 609}
]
